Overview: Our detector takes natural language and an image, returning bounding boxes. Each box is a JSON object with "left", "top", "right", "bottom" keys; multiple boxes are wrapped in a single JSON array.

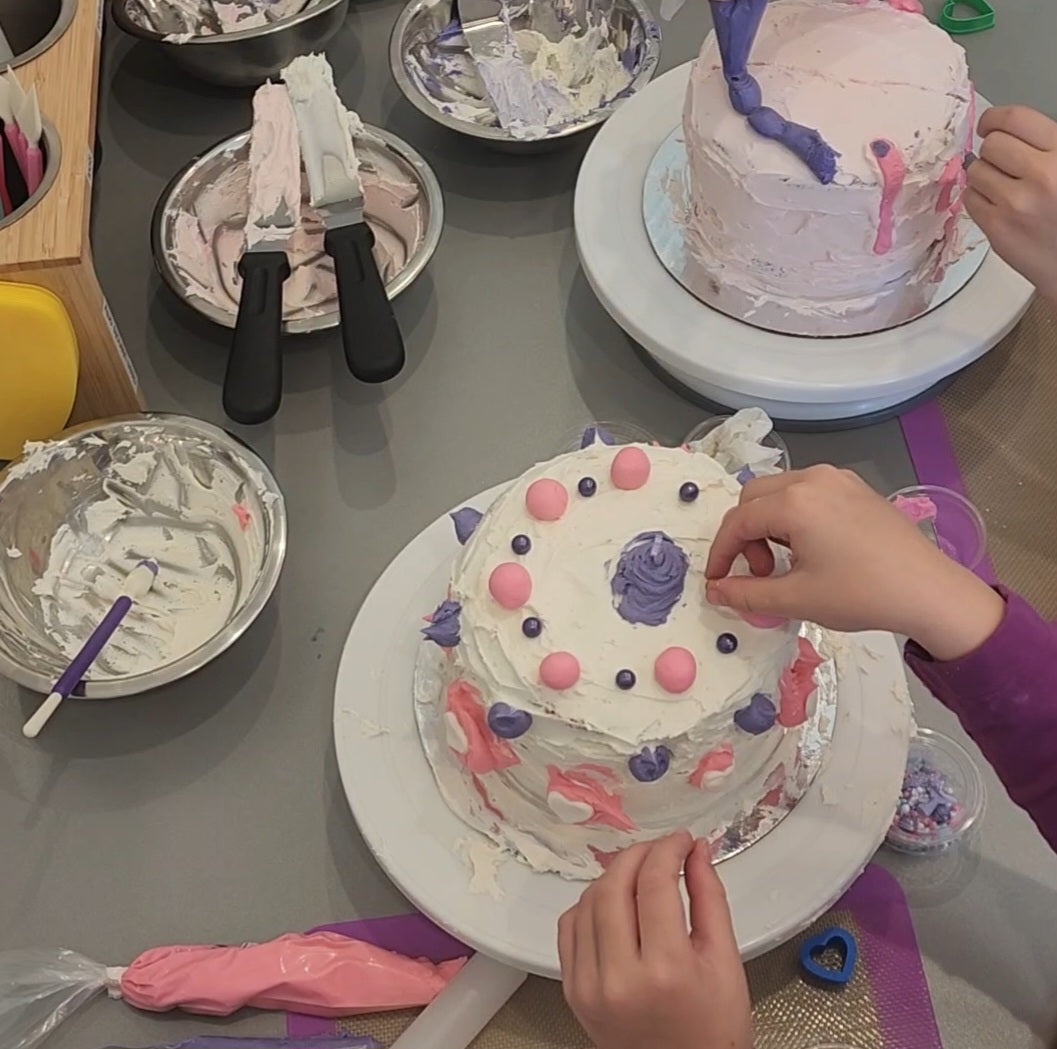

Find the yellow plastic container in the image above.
[{"left": 0, "top": 281, "right": 79, "bottom": 461}]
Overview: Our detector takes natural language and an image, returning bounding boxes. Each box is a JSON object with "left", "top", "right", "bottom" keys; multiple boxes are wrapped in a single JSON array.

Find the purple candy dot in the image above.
[
  {"left": 629, "top": 745, "right": 672, "bottom": 783},
  {"left": 616, "top": 669, "right": 636, "bottom": 690},
  {"left": 578, "top": 477, "right": 597, "bottom": 497},
  {"left": 488, "top": 702, "right": 533, "bottom": 739},
  {"left": 871, "top": 139, "right": 891, "bottom": 158},
  {"left": 717, "top": 632, "right": 738, "bottom": 654},
  {"left": 522, "top": 616, "right": 542, "bottom": 638},
  {"left": 511, "top": 534, "right": 531, "bottom": 555},
  {"left": 679, "top": 482, "right": 699, "bottom": 503}
]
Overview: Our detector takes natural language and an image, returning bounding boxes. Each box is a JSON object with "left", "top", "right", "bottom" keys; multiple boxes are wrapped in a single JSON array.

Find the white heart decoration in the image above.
[{"left": 547, "top": 792, "right": 594, "bottom": 825}]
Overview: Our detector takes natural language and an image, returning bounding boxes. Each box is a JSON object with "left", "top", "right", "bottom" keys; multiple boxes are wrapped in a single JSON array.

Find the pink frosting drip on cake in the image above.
[
  {"left": 446, "top": 680, "right": 520, "bottom": 774},
  {"left": 777, "top": 636, "right": 824, "bottom": 728}
]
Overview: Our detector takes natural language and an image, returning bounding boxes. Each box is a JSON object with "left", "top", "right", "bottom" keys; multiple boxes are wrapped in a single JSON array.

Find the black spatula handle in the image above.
[
  {"left": 325, "top": 221, "right": 406, "bottom": 384},
  {"left": 225, "top": 250, "right": 290, "bottom": 425}
]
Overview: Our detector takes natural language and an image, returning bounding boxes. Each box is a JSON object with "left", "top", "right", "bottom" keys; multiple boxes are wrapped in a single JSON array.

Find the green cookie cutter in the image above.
[{"left": 939, "top": 0, "right": 996, "bottom": 34}]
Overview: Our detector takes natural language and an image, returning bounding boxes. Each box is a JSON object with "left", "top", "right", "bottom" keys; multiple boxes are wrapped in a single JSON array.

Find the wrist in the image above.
[{"left": 903, "top": 564, "right": 1005, "bottom": 662}]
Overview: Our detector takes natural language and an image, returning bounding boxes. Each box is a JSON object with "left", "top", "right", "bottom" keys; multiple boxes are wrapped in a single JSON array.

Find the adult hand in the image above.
[
  {"left": 965, "top": 105, "right": 1057, "bottom": 306},
  {"left": 559, "top": 832, "right": 752, "bottom": 1049},
  {"left": 704, "top": 466, "right": 1005, "bottom": 661}
]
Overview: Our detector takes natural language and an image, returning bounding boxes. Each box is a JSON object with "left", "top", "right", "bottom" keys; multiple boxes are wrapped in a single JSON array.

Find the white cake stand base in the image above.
[
  {"left": 574, "top": 63, "right": 1035, "bottom": 425},
  {"left": 333, "top": 481, "right": 913, "bottom": 978}
]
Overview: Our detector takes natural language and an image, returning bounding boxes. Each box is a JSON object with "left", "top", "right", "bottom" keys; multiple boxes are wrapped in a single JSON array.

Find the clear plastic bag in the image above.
[{"left": 0, "top": 948, "right": 113, "bottom": 1049}]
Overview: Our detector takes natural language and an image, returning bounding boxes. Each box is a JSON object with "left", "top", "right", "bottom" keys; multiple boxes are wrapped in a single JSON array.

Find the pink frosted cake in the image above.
[
  {"left": 681, "top": 0, "right": 976, "bottom": 336},
  {"left": 417, "top": 436, "right": 824, "bottom": 879}
]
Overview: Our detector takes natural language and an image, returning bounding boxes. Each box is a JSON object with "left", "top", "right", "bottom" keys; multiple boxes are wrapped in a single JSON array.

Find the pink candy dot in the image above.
[
  {"left": 611, "top": 447, "right": 651, "bottom": 490},
  {"left": 525, "top": 478, "right": 569, "bottom": 521},
  {"left": 739, "top": 610, "right": 788, "bottom": 629},
  {"left": 488, "top": 562, "right": 532, "bottom": 609},
  {"left": 654, "top": 646, "right": 697, "bottom": 693},
  {"left": 540, "top": 652, "right": 581, "bottom": 690}
]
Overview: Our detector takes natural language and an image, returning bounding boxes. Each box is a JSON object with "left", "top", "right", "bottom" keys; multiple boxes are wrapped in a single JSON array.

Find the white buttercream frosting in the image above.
[
  {"left": 419, "top": 442, "right": 812, "bottom": 878},
  {"left": 682, "top": 0, "right": 974, "bottom": 336}
]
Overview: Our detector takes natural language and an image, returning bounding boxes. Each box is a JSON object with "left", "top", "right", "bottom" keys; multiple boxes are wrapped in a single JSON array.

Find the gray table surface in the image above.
[{"left": 3, "top": 1, "right": 1057, "bottom": 1046}]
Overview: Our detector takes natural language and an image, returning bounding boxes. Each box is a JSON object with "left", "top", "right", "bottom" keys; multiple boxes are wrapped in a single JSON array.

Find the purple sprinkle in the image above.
[
  {"left": 871, "top": 139, "right": 891, "bottom": 158},
  {"left": 717, "top": 632, "right": 738, "bottom": 654},
  {"left": 522, "top": 616, "right": 542, "bottom": 638},
  {"left": 578, "top": 477, "right": 597, "bottom": 497},
  {"left": 511, "top": 534, "right": 531, "bottom": 555},
  {"left": 616, "top": 669, "right": 636, "bottom": 690},
  {"left": 679, "top": 482, "right": 699, "bottom": 503},
  {"left": 629, "top": 745, "right": 671, "bottom": 782}
]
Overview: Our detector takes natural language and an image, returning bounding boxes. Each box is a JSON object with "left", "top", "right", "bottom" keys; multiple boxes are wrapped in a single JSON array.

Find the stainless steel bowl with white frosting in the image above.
[
  {"left": 150, "top": 125, "right": 443, "bottom": 334},
  {"left": 389, "top": 0, "right": 661, "bottom": 150},
  {"left": 0, "top": 415, "right": 287, "bottom": 698},
  {"left": 110, "top": 0, "right": 350, "bottom": 88}
]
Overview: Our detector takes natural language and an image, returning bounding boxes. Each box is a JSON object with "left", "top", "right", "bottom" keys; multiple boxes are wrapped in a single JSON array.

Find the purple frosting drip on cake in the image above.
[
  {"left": 611, "top": 531, "right": 689, "bottom": 626},
  {"left": 450, "top": 507, "right": 483, "bottom": 545},
  {"left": 629, "top": 745, "right": 672, "bottom": 782},
  {"left": 421, "top": 599, "right": 462, "bottom": 647},
  {"left": 581, "top": 425, "right": 615, "bottom": 449}
]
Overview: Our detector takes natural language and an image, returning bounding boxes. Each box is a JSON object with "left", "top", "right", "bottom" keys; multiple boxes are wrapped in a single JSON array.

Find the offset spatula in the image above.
[
  {"left": 283, "top": 54, "right": 405, "bottom": 384},
  {"left": 224, "top": 82, "right": 301, "bottom": 425}
]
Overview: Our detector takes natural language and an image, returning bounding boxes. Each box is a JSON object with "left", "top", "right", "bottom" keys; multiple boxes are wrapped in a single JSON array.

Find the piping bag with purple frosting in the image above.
[{"left": 282, "top": 55, "right": 405, "bottom": 384}]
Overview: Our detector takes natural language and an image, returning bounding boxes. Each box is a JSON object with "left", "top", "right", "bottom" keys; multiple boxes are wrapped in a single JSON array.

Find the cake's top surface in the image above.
[
  {"left": 688, "top": 0, "right": 971, "bottom": 188},
  {"left": 450, "top": 442, "right": 799, "bottom": 747}
]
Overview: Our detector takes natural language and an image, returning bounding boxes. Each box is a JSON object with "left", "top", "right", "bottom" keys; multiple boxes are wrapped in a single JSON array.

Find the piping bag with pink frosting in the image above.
[{"left": 0, "top": 933, "right": 468, "bottom": 1049}]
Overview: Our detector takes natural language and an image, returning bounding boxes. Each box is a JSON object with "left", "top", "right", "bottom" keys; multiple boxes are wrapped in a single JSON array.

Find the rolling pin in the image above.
[{"left": 389, "top": 953, "right": 527, "bottom": 1049}]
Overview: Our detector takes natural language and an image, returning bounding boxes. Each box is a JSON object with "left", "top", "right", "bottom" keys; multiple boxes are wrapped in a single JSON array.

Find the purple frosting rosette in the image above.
[{"left": 611, "top": 531, "right": 689, "bottom": 626}]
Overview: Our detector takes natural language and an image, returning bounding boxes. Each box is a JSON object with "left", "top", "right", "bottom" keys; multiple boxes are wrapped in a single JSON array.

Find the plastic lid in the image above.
[
  {"left": 886, "top": 728, "right": 985, "bottom": 854},
  {"left": 556, "top": 421, "right": 655, "bottom": 455}
]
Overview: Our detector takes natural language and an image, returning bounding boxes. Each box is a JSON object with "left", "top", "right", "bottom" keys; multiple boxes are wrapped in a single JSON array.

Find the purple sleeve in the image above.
[{"left": 904, "top": 587, "right": 1057, "bottom": 854}]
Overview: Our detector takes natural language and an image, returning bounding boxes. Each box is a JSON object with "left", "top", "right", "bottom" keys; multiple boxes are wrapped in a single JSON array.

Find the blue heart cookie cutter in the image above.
[{"left": 799, "top": 927, "right": 857, "bottom": 985}]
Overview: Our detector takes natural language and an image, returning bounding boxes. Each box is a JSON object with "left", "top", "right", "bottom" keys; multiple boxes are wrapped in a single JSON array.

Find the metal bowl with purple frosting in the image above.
[{"left": 389, "top": 0, "right": 661, "bottom": 150}]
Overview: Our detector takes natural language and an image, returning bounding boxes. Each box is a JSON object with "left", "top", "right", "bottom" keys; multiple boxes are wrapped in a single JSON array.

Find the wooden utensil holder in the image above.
[{"left": 0, "top": 0, "right": 144, "bottom": 425}]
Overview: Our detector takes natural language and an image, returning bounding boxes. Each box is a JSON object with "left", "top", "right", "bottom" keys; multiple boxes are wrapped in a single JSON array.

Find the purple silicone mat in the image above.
[{"left": 287, "top": 864, "right": 941, "bottom": 1049}]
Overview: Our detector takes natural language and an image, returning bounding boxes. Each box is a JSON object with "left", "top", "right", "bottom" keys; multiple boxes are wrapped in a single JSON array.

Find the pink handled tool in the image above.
[
  {"left": 19, "top": 84, "right": 43, "bottom": 196},
  {"left": 1, "top": 67, "right": 28, "bottom": 178}
]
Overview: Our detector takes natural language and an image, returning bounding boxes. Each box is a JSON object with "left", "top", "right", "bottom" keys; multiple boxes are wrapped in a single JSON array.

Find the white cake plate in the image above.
[
  {"left": 574, "top": 63, "right": 1035, "bottom": 424},
  {"left": 334, "top": 481, "right": 913, "bottom": 979}
]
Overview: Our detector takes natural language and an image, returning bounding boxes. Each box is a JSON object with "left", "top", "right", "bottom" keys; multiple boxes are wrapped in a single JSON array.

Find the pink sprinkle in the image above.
[
  {"left": 488, "top": 562, "right": 532, "bottom": 609},
  {"left": 610, "top": 446, "right": 651, "bottom": 490},
  {"left": 654, "top": 646, "right": 697, "bottom": 693},
  {"left": 232, "top": 503, "right": 252, "bottom": 531},
  {"left": 540, "top": 651, "right": 581, "bottom": 690},
  {"left": 869, "top": 138, "right": 906, "bottom": 256},
  {"left": 525, "top": 478, "right": 568, "bottom": 522}
]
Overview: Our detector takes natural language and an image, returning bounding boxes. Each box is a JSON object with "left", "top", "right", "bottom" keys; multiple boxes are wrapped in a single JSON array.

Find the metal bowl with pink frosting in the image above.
[{"left": 150, "top": 125, "right": 443, "bottom": 334}]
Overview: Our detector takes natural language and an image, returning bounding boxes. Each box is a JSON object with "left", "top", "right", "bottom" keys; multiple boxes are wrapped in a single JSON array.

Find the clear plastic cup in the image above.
[
  {"left": 888, "top": 484, "right": 987, "bottom": 572},
  {"left": 683, "top": 415, "right": 791, "bottom": 471},
  {"left": 885, "top": 728, "right": 985, "bottom": 855},
  {"left": 556, "top": 421, "right": 655, "bottom": 455}
]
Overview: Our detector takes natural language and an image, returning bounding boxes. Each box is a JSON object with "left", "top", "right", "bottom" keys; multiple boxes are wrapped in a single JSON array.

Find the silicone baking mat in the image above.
[
  {"left": 900, "top": 295, "right": 1057, "bottom": 616},
  {"left": 287, "top": 864, "right": 940, "bottom": 1049}
]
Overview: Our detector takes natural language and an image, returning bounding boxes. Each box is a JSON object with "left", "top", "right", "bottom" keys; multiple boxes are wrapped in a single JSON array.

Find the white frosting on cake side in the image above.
[
  {"left": 682, "top": 0, "right": 974, "bottom": 336},
  {"left": 419, "top": 443, "right": 822, "bottom": 879}
]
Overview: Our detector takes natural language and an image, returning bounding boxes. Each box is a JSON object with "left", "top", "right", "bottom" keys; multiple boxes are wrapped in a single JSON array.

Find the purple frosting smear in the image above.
[
  {"left": 422, "top": 599, "right": 461, "bottom": 648},
  {"left": 611, "top": 531, "right": 689, "bottom": 626},
  {"left": 629, "top": 745, "right": 672, "bottom": 782},
  {"left": 450, "top": 507, "right": 483, "bottom": 545}
]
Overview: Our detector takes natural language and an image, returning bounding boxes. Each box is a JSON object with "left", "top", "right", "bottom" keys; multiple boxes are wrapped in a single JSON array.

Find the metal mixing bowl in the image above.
[
  {"left": 109, "top": 0, "right": 349, "bottom": 87},
  {"left": 150, "top": 125, "right": 443, "bottom": 333},
  {"left": 389, "top": 0, "right": 661, "bottom": 151},
  {"left": 0, "top": 414, "right": 287, "bottom": 698}
]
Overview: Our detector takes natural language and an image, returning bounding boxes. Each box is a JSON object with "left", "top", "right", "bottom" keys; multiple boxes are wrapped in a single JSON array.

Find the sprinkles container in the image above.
[{"left": 886, "top": 728, "right": 985, "bottom": 855}]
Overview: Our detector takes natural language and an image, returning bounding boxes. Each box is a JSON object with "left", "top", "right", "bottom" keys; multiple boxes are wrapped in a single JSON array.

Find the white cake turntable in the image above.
[
  {"left": 334, "top": 480, "right": 912, "bottom": 980},
  {"left": 573, "top": 63, "right": 1034, "bottom": 427}
]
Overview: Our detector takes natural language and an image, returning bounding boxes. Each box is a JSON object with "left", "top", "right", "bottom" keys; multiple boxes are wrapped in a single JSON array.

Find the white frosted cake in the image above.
[
  {"left": 682, "top": 0, "right": 975, "bottom": 336},
  {"left": 417, "top": 435, "right": 824, "bottom": 878}
]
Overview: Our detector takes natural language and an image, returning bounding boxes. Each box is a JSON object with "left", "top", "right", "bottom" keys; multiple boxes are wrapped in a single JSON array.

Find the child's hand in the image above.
[
  {"left": 964, "top": 105, "right": 1057, "bottom": 305},
  {"left": 559, "top": 833, "right": 752, "bottom": 1049},
  {"left": 705, "top": 466, "right": 1005, "bottom": 661}
]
